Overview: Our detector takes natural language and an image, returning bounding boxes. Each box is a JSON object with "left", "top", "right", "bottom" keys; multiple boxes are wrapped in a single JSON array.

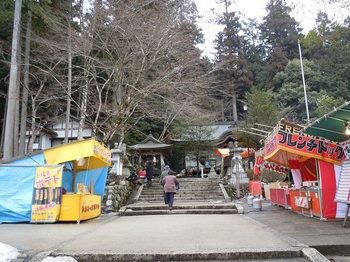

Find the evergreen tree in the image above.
[
  {"left": 244, "top": 86, "right": 279, "bottom": 128},
  {"left": 212, "top": 0, "right": 253, "bottom": 122},
  {"left": 235, "top": 86, "right": 279, "bottom": 150},
  {"left": 274, "top": 59, "right": 329, "bottom": 123},
  {"left": 260, "top": 0, "right": 303, "bottom": 89},
  {"left": 302, "top": 12, "right": 350, "bottom": 100},
  {"left": 242, "top": 18, "right": 267, "bottom": 90}
]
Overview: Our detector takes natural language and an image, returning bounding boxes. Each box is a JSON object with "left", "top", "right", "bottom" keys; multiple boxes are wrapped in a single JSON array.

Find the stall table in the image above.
[
  {"left": 270, "top": 188, "right": 291, "bottom": 209},
  {"left": 289, "top": 188, "right": 321, "bottom": 218},
  {"left": 59, "top": 193, "right": 101, "bottom": 223}
]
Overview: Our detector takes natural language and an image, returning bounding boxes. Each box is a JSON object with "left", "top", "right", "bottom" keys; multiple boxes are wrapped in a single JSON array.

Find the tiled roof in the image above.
[
  {"left": 128, "top": 133, "right": 172, "bottom": 150},
  {"left": 171, "top": 123, "right": 235, "bottom": 142}
]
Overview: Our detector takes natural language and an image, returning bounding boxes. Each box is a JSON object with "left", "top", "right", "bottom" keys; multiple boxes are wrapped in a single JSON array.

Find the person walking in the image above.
[
  {"left": 162, "top": 171, "right": 179, "bottom": 211},
  {"left": 145, "top": 161, "right": 154, "bottom": 187},
  {"left": 159, "top": 165, "right": 170, "bottom": 184},
  {"left": 160, "top": 165, "right": 171, "bottom": 204}
]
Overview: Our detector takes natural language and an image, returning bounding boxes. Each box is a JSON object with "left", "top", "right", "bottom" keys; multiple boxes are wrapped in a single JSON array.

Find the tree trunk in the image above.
[
  {"left": 78, "top": 2, "right": 93, "bottom": 141},
  {"left": 78, "top": 80, "right": 87, "bottom": 141},
  {"left": 0, "top": 100, "right": 7, "bottom": 154},
  {"left": 3, "top": 0, "right": 22, "bottom": 159},
  {"left": 196, "top": 153, "right": 200, "bottom": 177},
  {"left": 14, "top": 24, "right": 23, "bottom": 156},
  {"left": 28, "top": 109, "right": 37, "bottom": 154},
  {"left": 232, "top": 92, "right": 238, "bottom": 122},
  {"left": 19, "top": 11, "right": 32, "bottom": 155},
  {"left": 64, "top": 4, "right": 72, "bottom": 144},
  {"left": 14, "top": 86, "right": 20, "bottom": 156}
]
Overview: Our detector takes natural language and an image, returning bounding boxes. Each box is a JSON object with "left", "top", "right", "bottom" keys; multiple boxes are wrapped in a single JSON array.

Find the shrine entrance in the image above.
[{"left": 128, "top": 134, "right": 173, "bottom": 176}]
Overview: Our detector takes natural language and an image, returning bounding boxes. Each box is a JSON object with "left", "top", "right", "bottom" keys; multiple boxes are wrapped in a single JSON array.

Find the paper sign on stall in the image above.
[
  {"left": 30, "top": 166, "right": 63, "bottom": 223},
  {"left": 294, "top": 196, "right": 309, "bottom": 208}
]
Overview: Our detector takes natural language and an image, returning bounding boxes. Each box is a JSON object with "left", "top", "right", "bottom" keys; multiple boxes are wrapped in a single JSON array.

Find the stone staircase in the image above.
[{"left": 119, "top": 177, "right": 239, "bottom": 215}]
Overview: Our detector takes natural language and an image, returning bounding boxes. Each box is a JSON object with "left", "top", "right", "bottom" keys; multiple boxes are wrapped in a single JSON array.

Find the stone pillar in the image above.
[
  {"left": 229, "top": 141, "right": 249, "bottom": 198},
  {"left": 109, "top": 143, "right": 125, "bottom": 177},
  {"left": 208, "top": 156, "right": 217, "bottom": 179}
]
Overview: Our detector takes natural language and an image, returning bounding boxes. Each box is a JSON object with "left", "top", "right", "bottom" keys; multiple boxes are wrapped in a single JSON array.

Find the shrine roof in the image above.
[
  {"left": 171, "top": 123, "right": 236, "bottom": 142},
  {"left": 128, "top": 134, "right": 172, "bottom": 151}
]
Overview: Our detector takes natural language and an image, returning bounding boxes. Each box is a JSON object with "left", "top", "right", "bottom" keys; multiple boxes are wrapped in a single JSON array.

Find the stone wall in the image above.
[{"left": 102, "top": 176, "right": 136, "bottom": 213}]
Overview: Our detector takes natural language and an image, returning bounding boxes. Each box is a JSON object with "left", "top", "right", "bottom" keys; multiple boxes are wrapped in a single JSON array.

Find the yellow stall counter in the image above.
[{"left": 59, "top": 194, "right": 101, "bottom": 223}]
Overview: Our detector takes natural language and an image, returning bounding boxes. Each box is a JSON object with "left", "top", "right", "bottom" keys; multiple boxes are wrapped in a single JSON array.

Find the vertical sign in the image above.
[{"left": 30, "top": 166, "right": 63, "bottom": 223}]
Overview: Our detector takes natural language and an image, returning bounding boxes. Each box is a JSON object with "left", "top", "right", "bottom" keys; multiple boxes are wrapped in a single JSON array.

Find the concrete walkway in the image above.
[
  {"left": 3, "top": 214, "right": 311, "bottom": 262},
  {"left": 241, "top": 200, "right": 350, "bottom": 262},
  {"left": 2, "top": 199, "right": 345, "bottom": 261}
]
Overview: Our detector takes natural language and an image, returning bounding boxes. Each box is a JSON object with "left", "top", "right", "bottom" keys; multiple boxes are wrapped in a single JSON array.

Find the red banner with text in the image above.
[{"left": 264, "top": 121, "right": 345, "bottom": 166}]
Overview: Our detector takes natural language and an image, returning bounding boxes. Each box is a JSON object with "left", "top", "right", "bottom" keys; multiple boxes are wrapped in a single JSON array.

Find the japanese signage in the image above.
[
  {"left": 341, "top": 140, "right": 350, "bottom": 159},
  {"left": 278, "top": 131, "right": 345, "bottom": 164},
  {"left": 30, "top": 166, "right": 63, "bottom": 223},
  {"left": 93, "top": 143, "right": 112, "bottom": 165},
  {"left": 265, "top": 121, "right": 345, "bottom": 166},
  {"left": 263, "top": 162, "right": 287, "bottom": 174}
]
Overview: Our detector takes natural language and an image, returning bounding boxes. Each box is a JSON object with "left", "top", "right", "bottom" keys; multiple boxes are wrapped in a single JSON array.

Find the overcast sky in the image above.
[{"left": 195, "top": 0, "right": 344, "bottom": 59}]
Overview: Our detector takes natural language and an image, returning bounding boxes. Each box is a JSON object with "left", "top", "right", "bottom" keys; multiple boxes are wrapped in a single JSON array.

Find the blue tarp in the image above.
[
  {"left": 61, "top": 162, "right": 108, "bottom": 195},
  {"left": 0, "top": 154, "right": 46, "bottom": 222},
  {"left": 0, "top": 154, "right": 108, "bottom": 223}
]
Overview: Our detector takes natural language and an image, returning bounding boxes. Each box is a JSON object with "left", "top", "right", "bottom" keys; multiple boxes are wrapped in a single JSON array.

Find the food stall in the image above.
[
  {"left": 302, "top": 102, "right": 350, "bottom": 225},
  {"left": 255, "top": 148, "right": 290, "bottom": 204},
  {"left": 0, "top": 139, "right": 111, "bottom": 223},
  {"left": 43, "top": 139, "right": 111, "bottom": 223},
  {"left": 263, "top": 119, "right": 347, "bottom": 220}
]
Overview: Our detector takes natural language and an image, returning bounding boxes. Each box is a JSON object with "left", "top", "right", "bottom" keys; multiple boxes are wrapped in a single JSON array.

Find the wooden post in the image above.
[
  {"left": 343, "top": 204, "right": 350, "bottom": 227},
  {"left": 90, "top": 181, "right": 94, "bottom": 195}
]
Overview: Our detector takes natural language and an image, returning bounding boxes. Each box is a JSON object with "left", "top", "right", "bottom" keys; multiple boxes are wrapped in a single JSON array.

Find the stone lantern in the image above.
[
  {"left": 207, "top": 156, "right": 217, "bottom": 179},
  {"left": 109, "top": 143, "right": 126, "bottom": 177},
  {"left": 229, "top": 141, "right": 249, "bottom": 198}
]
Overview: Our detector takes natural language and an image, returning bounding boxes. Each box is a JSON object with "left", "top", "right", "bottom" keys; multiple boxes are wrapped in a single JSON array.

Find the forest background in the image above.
[{"left": 0, "top": 0, "right": 349, "bottom": 161}]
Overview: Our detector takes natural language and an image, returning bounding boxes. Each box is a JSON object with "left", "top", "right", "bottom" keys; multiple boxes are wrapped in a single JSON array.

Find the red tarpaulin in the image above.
[
  {"left": 241, "top": 148, "right": 255, "bottom": 158},
  {"left": 215, "top": 148, "right": 230, "bottom": 157},
  {"left": 215, "top": 148, "right": 255, "bottom": 158}
]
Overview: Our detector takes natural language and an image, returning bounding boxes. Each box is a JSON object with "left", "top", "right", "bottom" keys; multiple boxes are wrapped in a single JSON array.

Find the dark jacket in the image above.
[{"left": 146, "top": 162, "right": 154, "bottom": 178}]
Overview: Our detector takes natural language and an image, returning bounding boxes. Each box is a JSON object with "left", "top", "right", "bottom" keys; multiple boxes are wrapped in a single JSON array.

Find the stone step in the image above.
[
  {"left": 138, "top": 196, "right": 225, "bottom": 202},
  {"left": 119, "top": 209, "right": 237, "bottom": 216},
  {"left": 141, "top": 189, "right": 223, "bottom": 194},
  {"left": 119, "top": 179, "right": 233, "bottom": 216},
  {"left": 142, "top": 184, "right": 221, "bottom": 189},
  {"left": 139, "top": 194, "right": 225, "bottom": 200},
  {"left": 139, "top": 192, "right": 224, "bottom": 200},
  {"left": 153, "top": 179, "right": 222, "bottom": 184},
  {"left": 124, "top": 203, "right": 236, "bottom": 211},
  {"left": 140, "top": 189, "right": 223, "bottom": 195},
  {"left": 139, "top": 183, "right": 226, "bottom": 201},
  {"left": 177, "top": 177, "right": 222, "bottom": 181},
  {"left": 142, "top": 185, "right": 221, "bottom": 189},
  {"left": 119, "top": 202, "right": 238, "bottom": 216}
]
